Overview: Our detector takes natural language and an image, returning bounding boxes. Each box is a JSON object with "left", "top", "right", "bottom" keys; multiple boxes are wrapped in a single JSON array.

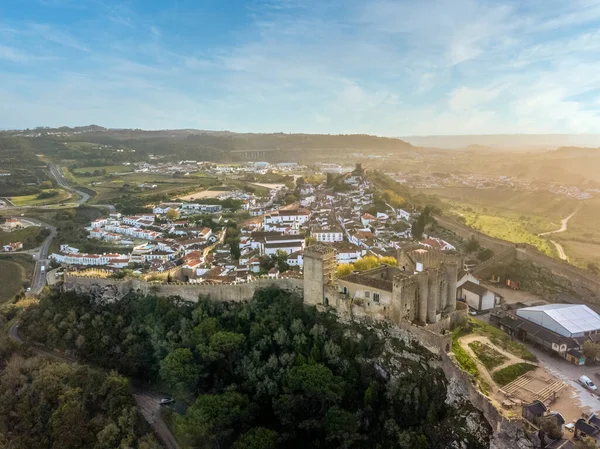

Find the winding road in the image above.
[{"left": 537, "top": 205, "right": 582, "bottom": 261}]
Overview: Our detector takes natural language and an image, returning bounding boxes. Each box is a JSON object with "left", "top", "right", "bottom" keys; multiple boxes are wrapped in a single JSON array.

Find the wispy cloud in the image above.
[{"left": 3, "top": 0, "right": 600, "bottom": 134}]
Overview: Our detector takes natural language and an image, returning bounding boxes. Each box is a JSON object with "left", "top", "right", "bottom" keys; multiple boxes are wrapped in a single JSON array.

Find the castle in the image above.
[{"left": 303, "top": 243, "right": 461, "bottom": 326}]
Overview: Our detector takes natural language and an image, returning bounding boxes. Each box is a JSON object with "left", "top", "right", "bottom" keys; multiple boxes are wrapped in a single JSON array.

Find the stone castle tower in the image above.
[
  {"left": 303, "top": 244, "right": 461, "bottom": 326},
  {"left": 303, "top": 244, "right": 337, "bottom": 306}
]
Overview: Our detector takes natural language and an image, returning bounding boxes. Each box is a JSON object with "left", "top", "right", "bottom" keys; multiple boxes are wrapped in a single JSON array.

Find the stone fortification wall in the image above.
[
  {"left": 63, "top": 275, "right": 303, "bottom": 303},
  {"left": 436, "top": 214, "right": 600, "bottom": 301},
  {"left": 434, "top": 215, "right": 515, "bottom": 254}
]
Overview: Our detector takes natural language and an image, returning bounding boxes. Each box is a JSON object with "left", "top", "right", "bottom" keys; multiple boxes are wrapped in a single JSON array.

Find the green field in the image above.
[
  {"left": 420, "top": 187, "right": 578, "bottom": 257},
  {"left": 9, "top": 189, "right": 72, "bottom": 207},
  {"left": 0, "top": 226, "right": 42, "bottom": 249},
  {"left": 492, "top": 363, "right": 537, "bottom": 386},
  {"left": 69, "top": 168, "right": 219, "bottom": 204},
  {"left": 0, "top": 260, "right": 24, "bottom": 303},
  {"left": 72, "top": 165, "right": 132, "bottom": 174},
  {"left": 0, "top": 255, "right": 35, "bottom": 303}
]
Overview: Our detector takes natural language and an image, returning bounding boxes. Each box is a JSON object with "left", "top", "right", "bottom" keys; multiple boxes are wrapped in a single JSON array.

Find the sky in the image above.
[{"left": 2, "top": 0, "right": 600, "bottom": 136}]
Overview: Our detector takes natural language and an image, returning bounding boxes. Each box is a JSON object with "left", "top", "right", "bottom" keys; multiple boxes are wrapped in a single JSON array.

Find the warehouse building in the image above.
[{"left": 516, "top": 304, "right": 600, "bottom": 338}]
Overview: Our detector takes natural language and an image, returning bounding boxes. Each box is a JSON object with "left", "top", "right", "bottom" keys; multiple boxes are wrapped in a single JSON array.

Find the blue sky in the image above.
[{"left": 2, "top": 0, "right": 600, "bottom": 135}]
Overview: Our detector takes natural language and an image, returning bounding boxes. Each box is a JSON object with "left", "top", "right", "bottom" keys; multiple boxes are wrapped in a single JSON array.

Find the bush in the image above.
[{"left": 492, "top": 363, "right": 537, "bottom": 386}]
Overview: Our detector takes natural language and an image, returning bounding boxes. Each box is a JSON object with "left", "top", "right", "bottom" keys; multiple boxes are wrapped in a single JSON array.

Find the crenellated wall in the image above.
[{"left": 63, "top": 275, "right": 303, "bottom": 303}]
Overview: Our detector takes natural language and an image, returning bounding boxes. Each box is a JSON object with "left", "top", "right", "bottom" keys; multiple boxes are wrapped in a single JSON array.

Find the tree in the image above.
[
  {"left": 284, "top": 194, "right": 297, "bottom": 205},
  {"left": 588, "top": 262, "right": 599, "bottom": 275},
  {"left": 465, "top": 237, "right": 482, "bottom": 253},
  {"left": 477, "top": 248, "right": 494, "bottom": 262},
  {"left": 538, "top": 417, "right": 562, "bottom": 440},
  {"left": 411, "top": 213, "right": 426, "bottom": 240},
  {"left": 583, "top": 340, "right": 600, "bottom": 363},
  {"left": 336, "top": 264, "right": 354, "bottom": 278},
  {"left": 166, "top": 208, "right": 180, "bottom": 220},
  {"left": 177, "top": 391, "right": 249, "bottom": 448},
  {"left": 325, "top": 407, "right": 361, "bottom": 447},
  {"left": 270, "top": 250, "right": 290, "bottom": 273},
  {"left": 575, "top": 437, "right": 597, "bottom": 449},
  {"left": 305, "top": 236, "right": 317, "bottom": 246},
  {"left": 233, "top": 427, "right": 279, "bottom": 449},
  {"left": 159, "top": 348, "right": 200, "bottom": 394}
]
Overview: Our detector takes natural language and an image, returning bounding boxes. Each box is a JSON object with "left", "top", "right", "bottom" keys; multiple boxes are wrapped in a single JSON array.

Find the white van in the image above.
[{"left": 579, "top": 375, "right": 597, "bottom": 391}]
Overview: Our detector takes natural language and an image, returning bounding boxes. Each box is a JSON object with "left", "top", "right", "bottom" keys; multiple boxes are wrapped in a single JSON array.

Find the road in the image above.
[
  {"left": 537, "top": 205, "right": 581, "bottom": 261},
  {"left": 24, "top": 218, "right": 57, "bottom": 296},
  {"left": 1, "top": 163, "right": 114, "bottom": 212},
  {"left": 8, "top": 323, "right": 180, "bottom": 449}
]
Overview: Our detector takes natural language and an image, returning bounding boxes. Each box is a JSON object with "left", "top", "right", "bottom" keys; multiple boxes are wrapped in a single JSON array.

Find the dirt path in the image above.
[
  {"left": 459, "top": 335, "right": 497, "bottom": 392},
  {"left": 459, "top": 335, "right": 537, "bottom": 393},
  {"left": 537, "top": 205, "right": 581, "bottom": 261},
  {"left": 538, "top": 205, "right": 581, "bottom": 236}
]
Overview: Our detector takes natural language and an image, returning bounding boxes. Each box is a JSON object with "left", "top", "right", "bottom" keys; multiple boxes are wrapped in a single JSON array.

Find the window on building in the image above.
[
  {"left": 373, "top": 293, "right": 380, "bottom": 303},
  {"left": 364, "top": 291, "right": 370, "bottom": 299}
]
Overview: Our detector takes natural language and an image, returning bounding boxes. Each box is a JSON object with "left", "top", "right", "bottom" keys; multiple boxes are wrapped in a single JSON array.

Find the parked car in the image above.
[
  {"left": 159, "top": 398, "right": 175, "bottom": 405},
  {"left": 579, "top": 375, "right": 597, "bottom": 391}
]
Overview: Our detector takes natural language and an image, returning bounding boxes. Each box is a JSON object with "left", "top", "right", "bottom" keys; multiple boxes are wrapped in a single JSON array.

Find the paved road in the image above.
[
  {"left": 8, "top": 323, "right": 180, "bottom": 449},
  {"left": 48, "top": 163, "right": 90, "bottom": 205}
]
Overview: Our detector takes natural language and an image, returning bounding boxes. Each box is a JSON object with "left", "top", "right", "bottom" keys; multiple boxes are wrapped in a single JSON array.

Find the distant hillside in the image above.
[
  {"left": 3, "top": 126, "right": 414, "bottom": 163},
  {"left": 402, "top": 134, "right": 600, "bottom": 150}
]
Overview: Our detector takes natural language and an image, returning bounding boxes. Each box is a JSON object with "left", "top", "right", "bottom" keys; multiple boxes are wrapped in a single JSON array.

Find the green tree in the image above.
[
  {"left": 233, "top": 427, "right": 279, "bottom": 449},
  {"left": 325, "top": 407, "right": 361, "bottom": 447},
  {"left": 465, "top": 237, "right": 482, "bottom": 253},
  {"left": 583, "top": 340, "right": 600, "bottom": 363},
  {"left": 177, "top": 391, "right": 249, "bottom": 448},
  {"left": 411, "top": 213, "right": 426, "bottom": 240},
  {"left": 159, "top": 348, "right": 200, "bottom": 394}
]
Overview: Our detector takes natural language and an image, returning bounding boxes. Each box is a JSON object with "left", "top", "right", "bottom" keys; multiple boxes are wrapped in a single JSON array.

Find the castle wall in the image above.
[
  {"left": 436, "top": 214, "right": 600, "bottom": 303},
  {"left": 418, "top": 272, "right": 429, "bottom": 323},
  {"left": 63, "top": 275, "right": 303, "bottom": 303}
]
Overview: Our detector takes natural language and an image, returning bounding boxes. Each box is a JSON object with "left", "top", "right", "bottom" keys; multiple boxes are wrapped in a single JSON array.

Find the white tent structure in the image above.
[{"left": 516, "top": 304, "right": 600, "bottom": 338}]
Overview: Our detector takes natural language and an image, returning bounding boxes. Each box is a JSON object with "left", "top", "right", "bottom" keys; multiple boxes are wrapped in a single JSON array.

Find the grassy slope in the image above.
[
  {"left": 0, "top": 226, "right": 41, "bottom": 247},
  {"left": 9, "top": 189, "right": 71, "bottom": 206},
  {"left": 421, "top": 187, "right": 576, "bottom": 257},
  {"left": 0, "top": 260, "right": 24, "bottom": 303}
]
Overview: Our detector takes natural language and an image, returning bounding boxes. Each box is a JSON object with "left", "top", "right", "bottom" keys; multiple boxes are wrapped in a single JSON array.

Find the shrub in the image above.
[{"left": 492, "top": 363, "right": 537, "bottom": 386}]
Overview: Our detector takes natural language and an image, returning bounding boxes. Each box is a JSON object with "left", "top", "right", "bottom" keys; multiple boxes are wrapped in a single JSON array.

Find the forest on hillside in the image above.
[{"left": 20, "top": 287, "right": 491, "bottom": 449}]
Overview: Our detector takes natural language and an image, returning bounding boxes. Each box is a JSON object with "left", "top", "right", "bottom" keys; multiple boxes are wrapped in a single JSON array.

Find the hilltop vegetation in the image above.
[
  {"left": 5, "top": 127, "right": 414, "bottom": 164},
  {"left": 20, "top": 287, "right": 491, "bottom": 449}
]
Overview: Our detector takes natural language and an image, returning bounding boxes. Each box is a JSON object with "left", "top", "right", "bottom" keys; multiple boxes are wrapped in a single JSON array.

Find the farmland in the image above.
[
  {"left": 9, "top": 189, "right": 72, "bottom": 206},
  {"left": 67, "top": 166, "right": 220, "bottom": 204}
]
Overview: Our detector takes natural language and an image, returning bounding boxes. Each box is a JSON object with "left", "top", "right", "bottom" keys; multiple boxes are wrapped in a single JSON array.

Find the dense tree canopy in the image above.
[
  {"left": 21, "top": 287, "right": 490, "bottom": 449},
  {"left": 0, "top": 355, "right": 159, "bottom": 449}
]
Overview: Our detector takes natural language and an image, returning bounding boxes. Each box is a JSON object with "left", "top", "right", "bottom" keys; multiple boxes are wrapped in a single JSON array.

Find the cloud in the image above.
[{"left": 4, "top": 0, "right": 600, "bottom": 134}]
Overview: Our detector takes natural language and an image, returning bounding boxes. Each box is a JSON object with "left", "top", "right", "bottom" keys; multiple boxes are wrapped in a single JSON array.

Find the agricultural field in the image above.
[
  {"left": 9, "top": 189, "right": 72, "bottom": 206},
  {"left": 421, "top": 187, "right": 581, "bottom": 257},
  {"left": 72, "top": 165, "right": 133, "bottom": 174},
  {"left": 553, "top": 197, "right": 600, "bottom": 268},
  {"left": 68, "top": 167, "right": 219, "bottom": 204}
]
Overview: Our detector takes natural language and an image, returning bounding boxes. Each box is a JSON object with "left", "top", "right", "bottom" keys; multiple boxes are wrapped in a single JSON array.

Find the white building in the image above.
[
  {"left": 311, "top": 230, "right": 344, "bottom": 243},
  {"left": 180, "top": 203, "right": 223, "bottom": 214},
  {"left": 459, "top": 281, "right": 498, "bottom": 311},
  {"left": 516, "top": 304, "right": 600, "bottom": 338},
  {"left": 263, "top": 209, "right": 311, "bottom": 232}
]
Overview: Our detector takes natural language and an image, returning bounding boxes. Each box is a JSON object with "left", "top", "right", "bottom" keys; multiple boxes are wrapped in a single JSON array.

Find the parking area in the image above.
[{"left": 527, "top": 344, "right": 600, "bottom": 421}]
